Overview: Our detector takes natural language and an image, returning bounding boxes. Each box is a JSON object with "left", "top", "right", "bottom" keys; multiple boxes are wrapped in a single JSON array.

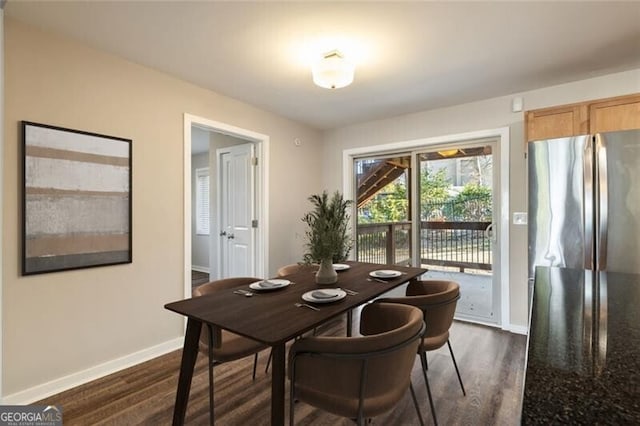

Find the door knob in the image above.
[
  {"left": 219, "top": 231, "right": 227, "bottom": 237},
  {"left": 227, "top": 233, "right": 235, "bottom": 239}
]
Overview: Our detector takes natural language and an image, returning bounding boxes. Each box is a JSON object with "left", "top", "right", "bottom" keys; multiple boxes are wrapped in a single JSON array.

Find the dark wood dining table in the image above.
[{"left": 164, "top": 261, "right": 427, "bottom": 425}]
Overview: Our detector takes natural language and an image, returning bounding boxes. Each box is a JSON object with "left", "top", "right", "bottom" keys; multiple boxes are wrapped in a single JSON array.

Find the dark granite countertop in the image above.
[{"left": 522, "top": 267, "right": 640, "bottom": 424}]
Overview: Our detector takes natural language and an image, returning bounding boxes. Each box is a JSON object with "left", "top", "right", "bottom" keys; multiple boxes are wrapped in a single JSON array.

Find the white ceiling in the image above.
[{"left": 5, "top": 1, "right": 640, "bottom": 130}]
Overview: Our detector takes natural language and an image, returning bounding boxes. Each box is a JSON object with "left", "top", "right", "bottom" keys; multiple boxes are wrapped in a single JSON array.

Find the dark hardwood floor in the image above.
[
  {"left": 192, "top": 270, "right": 209, "bottom": 290},
  {"left": 36, "top": 314, "right": 526, "bottom": 425}
]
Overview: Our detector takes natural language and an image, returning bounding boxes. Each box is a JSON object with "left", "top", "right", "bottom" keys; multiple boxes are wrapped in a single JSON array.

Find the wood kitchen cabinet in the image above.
[
  {"left": 526, "top": 92, "right": 640, "bottom": 142},
  {"left": 526, "top": 103, "right": 588, "bottom": 142},
  {"left": 589, "top": 93, "right": 640, "bottom": 133}
]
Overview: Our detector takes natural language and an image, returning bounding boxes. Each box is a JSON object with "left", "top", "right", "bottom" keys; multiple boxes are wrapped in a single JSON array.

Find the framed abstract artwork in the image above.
[{"left": 22, "top": 121, "right": 132, "bottom": 275}]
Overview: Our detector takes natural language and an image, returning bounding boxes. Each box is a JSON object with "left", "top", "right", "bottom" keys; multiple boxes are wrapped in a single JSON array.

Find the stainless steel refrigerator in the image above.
[{"left": 528, "top": 129, "right": 640, "bottom": 280}]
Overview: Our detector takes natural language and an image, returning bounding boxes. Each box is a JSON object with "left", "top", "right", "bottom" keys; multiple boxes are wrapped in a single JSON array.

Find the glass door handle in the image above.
[{"left": 484, "top": 223, "right": 496, "bottom": 242}]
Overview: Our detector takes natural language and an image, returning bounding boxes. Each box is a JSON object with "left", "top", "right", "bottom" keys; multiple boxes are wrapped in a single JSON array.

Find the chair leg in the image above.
[
  {"left": 409, "top": 382, "right": 425, "bottom": 426},
  {"left": 208, "top": 360, "right": 215, "bottom": 426},
  {"left": 419, "top": 352, "right": 438, "bottom": 426},
  {"left": 265, "top": 349, "right": 272, "bottom": 374},
  {"left": 252, "top": 352, "right": 258, "bottom": 381},
  {"left": 289, "top": 369, "right": 296, "bottom": 426},
  {"left": 207, "top": 326, "right": 215, "bottom": 426},
  {"left": 447, "top": 339, "right": 466, "bottom": 396}
]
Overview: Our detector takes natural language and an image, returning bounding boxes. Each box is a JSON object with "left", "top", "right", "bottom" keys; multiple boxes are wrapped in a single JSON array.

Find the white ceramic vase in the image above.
[{"left": 315, "top": 258, "right": 337, "bottom": 284}]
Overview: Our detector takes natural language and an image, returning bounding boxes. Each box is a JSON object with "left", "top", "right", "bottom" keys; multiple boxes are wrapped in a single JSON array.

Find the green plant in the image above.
[
  {"left": 450, "top": 183, "right": 492, "bottom": 220},
  {"left": 302, "top": 191, "right": 353, "bottom": 263},
  {"left": 358, "top": 180, "right": 408, "bottom": 224}
]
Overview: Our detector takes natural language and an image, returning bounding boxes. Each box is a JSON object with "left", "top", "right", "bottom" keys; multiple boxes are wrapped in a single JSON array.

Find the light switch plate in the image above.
[{"left": 513, "top": 212, "right": 527, "bottom": 225}]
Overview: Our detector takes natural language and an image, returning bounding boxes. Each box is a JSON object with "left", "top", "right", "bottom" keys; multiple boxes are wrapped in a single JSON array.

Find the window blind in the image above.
[{"left": 196, "top": 167, "right": 210, "bottom": 235}]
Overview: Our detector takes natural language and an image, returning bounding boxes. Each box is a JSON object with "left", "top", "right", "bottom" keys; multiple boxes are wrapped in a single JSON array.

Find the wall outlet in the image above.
[{"left": 513, "top": 212, "right": 527, "bottom": 225}]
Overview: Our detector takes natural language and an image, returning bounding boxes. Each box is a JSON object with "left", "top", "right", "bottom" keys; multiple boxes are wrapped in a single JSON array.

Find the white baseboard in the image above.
[
  {"left": 453, "top": 316, "right": 528, "bottom": 336},
  {"left": 191, "top": 265, "right": 210, "bottom": 273},
  {"left": 1, "top": 337, "right": 184, "bottom": 405},
  {"left": 508, "top": 324, "right": 529, "bottom": 335}
]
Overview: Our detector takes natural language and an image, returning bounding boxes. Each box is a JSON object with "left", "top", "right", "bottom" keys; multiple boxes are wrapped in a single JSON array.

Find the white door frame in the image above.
[
  {"left": 183, "top": 113, "right": 269, "bottom": 300},
  {"left": 342, "top": 127, "right": 511, "bottom": 330}
]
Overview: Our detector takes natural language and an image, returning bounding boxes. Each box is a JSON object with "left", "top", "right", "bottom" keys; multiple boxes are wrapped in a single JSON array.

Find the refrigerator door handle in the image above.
[
  {"left": 584, "top": 136, "right": 594, "bottom": 270},
  {"left": 595, "top": 134, "right": 608, "bottom": 271}
]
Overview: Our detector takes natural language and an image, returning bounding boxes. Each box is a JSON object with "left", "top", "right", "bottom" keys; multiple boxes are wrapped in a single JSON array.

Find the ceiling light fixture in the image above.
[
  {"left": 437, "top": 149, "right": 459, "bottom": 158},
  {"left": 312, "top": 50, "right": 355, "bottom": 89}
]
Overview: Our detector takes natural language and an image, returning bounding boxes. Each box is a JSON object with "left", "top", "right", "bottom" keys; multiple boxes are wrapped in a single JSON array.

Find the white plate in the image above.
[
  {"left": 369, "top": 270, "right": 402, "bottom": 279},
  {"left": 333, "top": 263, "right": 351, "bottom": 271},
  {"left": 249, "top": 279, "right": 291, "bottom": 291},
  {"left": 302, "top": 288, "right": 346, "bottom": 304}
]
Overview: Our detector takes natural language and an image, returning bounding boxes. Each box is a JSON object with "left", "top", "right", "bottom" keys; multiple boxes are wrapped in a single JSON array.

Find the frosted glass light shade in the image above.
[
  {"left": 312, "top": 51, "right": 355, "bottom": 89},
  {"left": 437, "top": 149, "right": 459, "bottom": 158}
]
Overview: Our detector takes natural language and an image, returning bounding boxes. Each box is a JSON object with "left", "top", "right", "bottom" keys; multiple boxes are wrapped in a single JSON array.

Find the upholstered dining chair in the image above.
[
  {"left": 193, "top": 277, "right": 269, "bottom": 424},
  {"left": 288, "top": 302, "right": 426, "bottom": 426},
  {"left": 378, "top": 280, "right": 465, "bottom": 425},
  {"left": 278, "top": 262, "right": 355, "bottom": 337},
  {"left": 276, "top": 262, "right": 317, "bottom": 277},
  {"left": 264, "top": 263, "right": 320, "bottom": 374},
  {"left": 278, "top": 263, "right": 323, "bottom": 338}
]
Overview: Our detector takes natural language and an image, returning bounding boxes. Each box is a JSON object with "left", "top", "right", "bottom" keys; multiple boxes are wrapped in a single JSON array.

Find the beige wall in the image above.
[
  {"left": 322, "top": 68, "right": 640, "bottom": 329},
  {"left": 2, "top": 19, "right": 322, "bottom": 397}
]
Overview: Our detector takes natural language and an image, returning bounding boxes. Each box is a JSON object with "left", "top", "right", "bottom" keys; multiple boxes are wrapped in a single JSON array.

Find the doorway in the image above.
[
  {"left": 183, "top": 114, "right": 269, "bottom": 299},
  {"left": 345, "top": 128, "right": 510, "bottom": 328}
]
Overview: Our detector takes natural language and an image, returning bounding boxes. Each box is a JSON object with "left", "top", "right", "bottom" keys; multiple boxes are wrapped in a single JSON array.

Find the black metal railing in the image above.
[
  {"left": 419, "top": 221, "right": 492, "bottom": 271},
  {"left": 422, "top": 196, "right": 491, "bottom": 222},
  {"left": 356, "top": 222, "right": 412, "bottom": 266},
  {"left": 356, "top": 220, "right": 492, "bottom": 271}
]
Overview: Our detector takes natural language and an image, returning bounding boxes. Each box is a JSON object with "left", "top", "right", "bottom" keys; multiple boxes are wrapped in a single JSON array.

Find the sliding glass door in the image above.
[{"left": 352, "top": 139, "right": 501, "bottom": 325}]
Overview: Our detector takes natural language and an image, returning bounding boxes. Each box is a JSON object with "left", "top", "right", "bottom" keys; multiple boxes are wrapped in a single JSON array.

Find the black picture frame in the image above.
[{"left": 22, "top": 121, "right": 132, "bottom": 275}]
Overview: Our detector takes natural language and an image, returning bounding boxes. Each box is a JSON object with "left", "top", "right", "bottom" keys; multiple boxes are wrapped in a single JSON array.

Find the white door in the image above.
[{"left": 218, "top": 143, "right": 255, "bottom": 278}]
